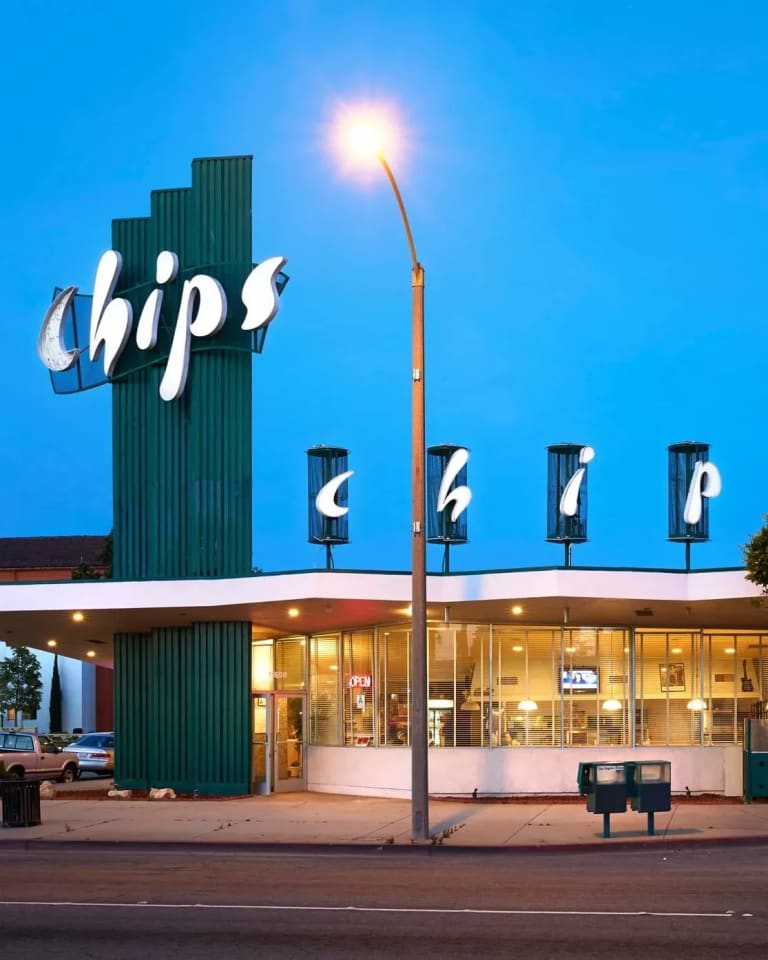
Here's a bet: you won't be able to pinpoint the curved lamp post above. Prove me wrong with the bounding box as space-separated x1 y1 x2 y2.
337 114 429 841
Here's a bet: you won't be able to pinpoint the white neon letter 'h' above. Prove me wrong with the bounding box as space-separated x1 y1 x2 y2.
559 446 595 518
437 448 472 523
89 251 133 377
683 461 722 525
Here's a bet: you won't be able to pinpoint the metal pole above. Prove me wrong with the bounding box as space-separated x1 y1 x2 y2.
411 263 429 840
377 154 429 842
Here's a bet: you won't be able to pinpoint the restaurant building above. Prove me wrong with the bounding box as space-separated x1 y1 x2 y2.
11 155 764 800
1 565 763 798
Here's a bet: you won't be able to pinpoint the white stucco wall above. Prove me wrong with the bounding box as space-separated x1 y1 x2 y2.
307 744 743 798
0 642 93 733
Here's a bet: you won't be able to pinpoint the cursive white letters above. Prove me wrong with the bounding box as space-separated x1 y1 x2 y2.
40 250 287 401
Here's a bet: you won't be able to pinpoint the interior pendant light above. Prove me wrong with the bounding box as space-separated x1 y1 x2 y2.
686 631 707 711
602 632 622 712
518 637 537 713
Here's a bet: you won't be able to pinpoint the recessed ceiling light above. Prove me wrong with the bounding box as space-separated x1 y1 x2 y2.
671 647 683 654
47 639 57 648
511 605 523 616
512 644 524 652
724 647 735 654
72 612 85 623
288 607 299 618
565 646 576 654
85 650 96 658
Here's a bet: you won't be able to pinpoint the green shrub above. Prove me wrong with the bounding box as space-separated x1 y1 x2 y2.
744 516 768 593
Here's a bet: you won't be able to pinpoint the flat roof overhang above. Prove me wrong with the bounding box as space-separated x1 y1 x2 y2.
0 567 764 667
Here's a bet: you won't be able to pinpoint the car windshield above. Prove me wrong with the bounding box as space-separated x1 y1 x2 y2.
74 734 114 749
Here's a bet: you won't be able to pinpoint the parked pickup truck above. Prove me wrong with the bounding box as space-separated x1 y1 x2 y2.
0 731 79 782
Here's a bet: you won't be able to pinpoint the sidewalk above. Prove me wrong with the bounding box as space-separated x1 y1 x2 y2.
3 786 768 851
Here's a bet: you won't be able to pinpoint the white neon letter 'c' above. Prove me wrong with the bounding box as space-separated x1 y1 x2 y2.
89 251 133 377
159 275 228 402
316 471 354 519
683 461 722 525
37 285 80 372
559 446 595 518
437 449 472 523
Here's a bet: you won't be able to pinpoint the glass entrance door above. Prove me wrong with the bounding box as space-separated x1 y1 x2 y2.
274 693 305 792
252 693 306 794
252 695 270 794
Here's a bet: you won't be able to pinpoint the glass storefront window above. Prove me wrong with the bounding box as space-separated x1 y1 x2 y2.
342 630 375 745
428 624 489 746
251 640 273 691
274 636 305 692
304 623 768 749
378 628 409 745
309 634 341 745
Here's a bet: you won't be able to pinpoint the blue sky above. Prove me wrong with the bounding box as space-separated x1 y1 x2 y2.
1 2 767 574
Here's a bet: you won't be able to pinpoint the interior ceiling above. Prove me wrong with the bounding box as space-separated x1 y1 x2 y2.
2 592 766 669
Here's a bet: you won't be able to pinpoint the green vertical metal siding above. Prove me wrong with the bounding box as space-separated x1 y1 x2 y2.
110 158 257 796
113 631 153 787
114 622 251 794
111 157 253 580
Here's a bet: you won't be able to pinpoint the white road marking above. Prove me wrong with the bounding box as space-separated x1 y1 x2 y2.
0 901 737 918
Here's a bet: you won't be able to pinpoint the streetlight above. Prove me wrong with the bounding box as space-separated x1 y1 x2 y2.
334 106 429 841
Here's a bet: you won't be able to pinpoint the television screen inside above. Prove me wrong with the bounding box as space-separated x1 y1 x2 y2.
562 667 598 692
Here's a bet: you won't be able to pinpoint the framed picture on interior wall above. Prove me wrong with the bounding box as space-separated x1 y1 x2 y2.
659 662 686 692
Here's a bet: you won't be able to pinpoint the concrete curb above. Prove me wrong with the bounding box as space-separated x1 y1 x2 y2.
3 833 768 855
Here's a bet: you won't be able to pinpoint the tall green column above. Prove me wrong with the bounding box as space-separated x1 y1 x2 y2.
108 158 264 794
111 157 254 579
114 623 251 795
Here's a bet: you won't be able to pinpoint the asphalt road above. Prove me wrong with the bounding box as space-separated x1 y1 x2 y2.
1 845 765 958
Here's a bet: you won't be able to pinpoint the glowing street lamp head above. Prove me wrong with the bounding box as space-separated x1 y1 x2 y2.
343 119 385 160
331 102 404 175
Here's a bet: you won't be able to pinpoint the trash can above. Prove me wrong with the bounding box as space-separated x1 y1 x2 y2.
628 761 671 813
0 780 42 828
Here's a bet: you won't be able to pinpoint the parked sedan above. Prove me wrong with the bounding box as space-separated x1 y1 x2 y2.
66 732 114 775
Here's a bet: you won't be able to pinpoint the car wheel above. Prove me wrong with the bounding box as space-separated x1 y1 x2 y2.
8 767 23 780
59 765 78 784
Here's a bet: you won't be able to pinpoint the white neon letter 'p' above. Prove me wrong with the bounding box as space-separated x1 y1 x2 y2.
683 461 722 525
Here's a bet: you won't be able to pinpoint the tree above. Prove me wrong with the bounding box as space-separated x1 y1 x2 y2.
743 516 768 593
71 530 113 580
49 653 63 732
0 646 43 726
